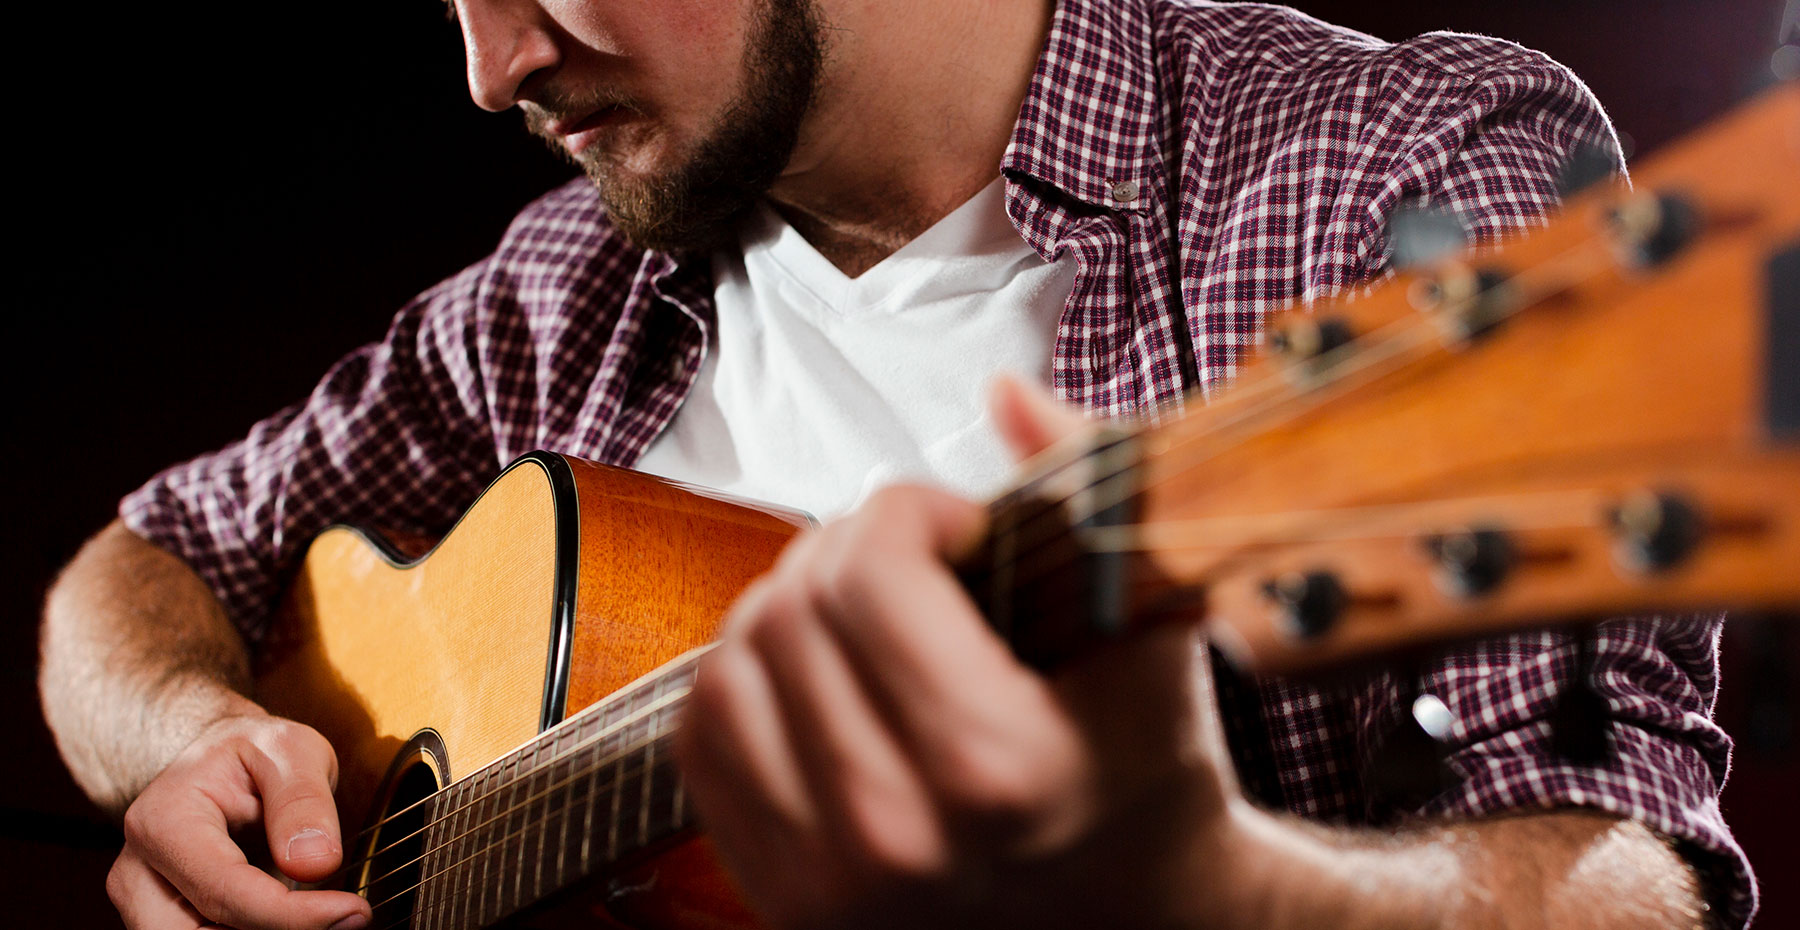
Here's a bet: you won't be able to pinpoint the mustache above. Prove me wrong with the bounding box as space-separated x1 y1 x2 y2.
521 88 645 138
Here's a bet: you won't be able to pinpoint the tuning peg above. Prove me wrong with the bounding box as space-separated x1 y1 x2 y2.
1555 142 1623 198
1550 635 1612 765
1609 490 1701 573
1406 262 1517 342
1387 200 1469 270
1267 316 1354 362
1262 570 1346 640
1607 192 1701 268
1423 527 1513 598
1368 688 1458 809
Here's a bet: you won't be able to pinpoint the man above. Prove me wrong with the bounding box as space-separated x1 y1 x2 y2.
40 0 1751 928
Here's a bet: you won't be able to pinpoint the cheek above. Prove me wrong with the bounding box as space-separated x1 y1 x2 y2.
552 0 752 89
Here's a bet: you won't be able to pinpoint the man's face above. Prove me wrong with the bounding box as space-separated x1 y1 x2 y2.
455 0 824 252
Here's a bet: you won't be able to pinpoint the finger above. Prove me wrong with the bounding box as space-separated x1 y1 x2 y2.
806 488 1082 805
108 847 207 930
676 638 830 923
678 586 818 844
239 727 346 885
989 373 1090 462
812 486 1025 707
745 578 945 876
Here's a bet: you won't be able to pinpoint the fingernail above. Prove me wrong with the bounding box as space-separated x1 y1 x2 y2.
287 827 337 861
329 915 370 930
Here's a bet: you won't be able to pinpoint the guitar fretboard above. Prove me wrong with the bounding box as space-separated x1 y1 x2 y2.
382 651 702 930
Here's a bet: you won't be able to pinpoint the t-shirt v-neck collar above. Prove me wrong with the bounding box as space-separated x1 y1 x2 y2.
735 177 1033 316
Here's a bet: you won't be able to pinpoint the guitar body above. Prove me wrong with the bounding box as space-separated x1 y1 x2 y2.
254 453 811 929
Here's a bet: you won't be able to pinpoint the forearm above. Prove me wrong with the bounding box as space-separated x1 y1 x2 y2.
40 520 266 815
1218 804 1706 930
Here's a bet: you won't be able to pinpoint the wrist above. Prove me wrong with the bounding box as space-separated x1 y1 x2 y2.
1201 804 1458 930
125 680 269 800
1184 799 1297 930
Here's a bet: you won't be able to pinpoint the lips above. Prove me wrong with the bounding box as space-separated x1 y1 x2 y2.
549 105 634 156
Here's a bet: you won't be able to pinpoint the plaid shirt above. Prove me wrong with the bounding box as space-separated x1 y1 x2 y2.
122 0 1753 924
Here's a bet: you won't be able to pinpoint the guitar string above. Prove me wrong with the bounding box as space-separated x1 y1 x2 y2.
350 223 1627 922
345 676 694 884
363 760 684 930
359 739 683 928
352 735 678 900
358 737 681 921
1072 488 1611 553
363 757 684 930
981 242 1620 598
346 649 703 850
976 300 1508 587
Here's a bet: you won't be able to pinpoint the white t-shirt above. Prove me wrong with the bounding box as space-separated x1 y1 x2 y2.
634 179 1077 521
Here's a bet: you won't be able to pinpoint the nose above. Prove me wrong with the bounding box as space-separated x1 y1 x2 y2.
455 0 561 112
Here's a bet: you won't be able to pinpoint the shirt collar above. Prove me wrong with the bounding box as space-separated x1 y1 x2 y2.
1002 0 1166 214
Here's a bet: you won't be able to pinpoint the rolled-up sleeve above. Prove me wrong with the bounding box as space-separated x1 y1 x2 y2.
1355 617 1753 928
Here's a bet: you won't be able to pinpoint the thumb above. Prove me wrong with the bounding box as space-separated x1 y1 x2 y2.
989 373 1090 462
243 723 349 886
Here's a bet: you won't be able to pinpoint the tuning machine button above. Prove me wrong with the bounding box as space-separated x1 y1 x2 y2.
1609 490 1701 573
1606 192 1700 268
1423 527 1513 598
1267 316 1354 363
1262 570 1347 640
1407 261 1516 342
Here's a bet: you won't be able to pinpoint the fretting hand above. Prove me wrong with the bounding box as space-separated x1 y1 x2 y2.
673 377 1259 930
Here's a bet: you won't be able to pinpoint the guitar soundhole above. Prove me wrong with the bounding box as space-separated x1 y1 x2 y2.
359 737 447 929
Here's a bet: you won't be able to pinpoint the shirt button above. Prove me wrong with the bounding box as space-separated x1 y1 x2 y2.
1109 179 1140 204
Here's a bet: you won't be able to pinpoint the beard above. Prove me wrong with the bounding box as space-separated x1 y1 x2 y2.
524 0 825 253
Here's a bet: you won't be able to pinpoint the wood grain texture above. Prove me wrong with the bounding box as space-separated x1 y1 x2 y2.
554 459 808 930
560 458 811 717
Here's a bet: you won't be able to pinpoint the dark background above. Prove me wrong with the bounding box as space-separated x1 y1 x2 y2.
6 0 1796 924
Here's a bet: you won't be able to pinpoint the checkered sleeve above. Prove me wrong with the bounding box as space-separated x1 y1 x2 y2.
1340 39 1753 929
1358 619 1752 929
119 262 502 644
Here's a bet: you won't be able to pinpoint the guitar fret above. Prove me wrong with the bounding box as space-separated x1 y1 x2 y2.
509 751 526 917
434 779 453 930
638 711 657 847
478 762 495 926
426 790 446 930
580 709 598 871
607 704 626 861
464 775 480 930
528 736 545 903
555 720 573 889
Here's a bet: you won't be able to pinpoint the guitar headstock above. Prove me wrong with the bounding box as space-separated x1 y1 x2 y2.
966 85 1800 677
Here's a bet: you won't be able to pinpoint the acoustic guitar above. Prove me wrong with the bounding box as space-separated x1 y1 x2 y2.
253 85 1800 930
